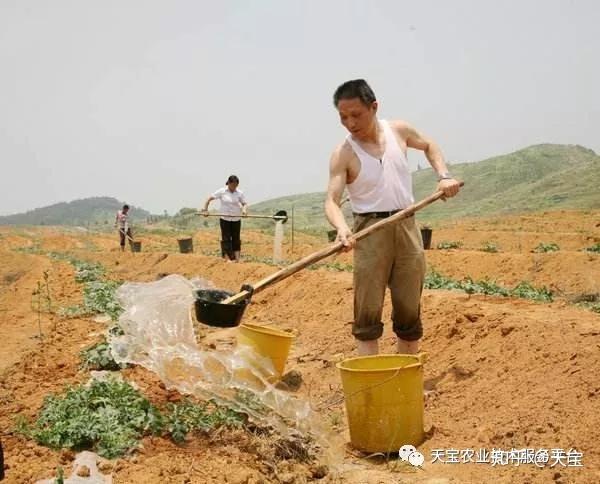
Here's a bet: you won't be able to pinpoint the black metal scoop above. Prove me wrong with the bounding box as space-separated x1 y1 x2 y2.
193 289 250 328
274 210 288 224
193 186 463 327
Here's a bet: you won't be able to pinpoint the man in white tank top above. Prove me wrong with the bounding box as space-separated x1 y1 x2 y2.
325 79 460 356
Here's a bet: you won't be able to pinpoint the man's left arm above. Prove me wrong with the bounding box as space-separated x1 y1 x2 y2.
394 121 460 198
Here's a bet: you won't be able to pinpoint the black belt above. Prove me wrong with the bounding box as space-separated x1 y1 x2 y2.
354 210 412 219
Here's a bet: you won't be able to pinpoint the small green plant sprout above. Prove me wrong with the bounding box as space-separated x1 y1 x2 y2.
436 240 462 250
233 388 270 416
59 280 124 322
165 399 245 444
480 241 499 253
312 261 353 272
31 281 44 340
42 270 58 331
583 242 600 253
31 270 55 337
72 261 105 283
82 280 124 321
55 466 65 484
533 242 560 253
511 281 553 302
572 293 600 314
42 270 53 311
328 411 343 427
80 340 124 371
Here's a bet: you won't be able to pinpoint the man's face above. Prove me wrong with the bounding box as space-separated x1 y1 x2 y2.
337 98 377 137
123 208 129 214
227 182 239 191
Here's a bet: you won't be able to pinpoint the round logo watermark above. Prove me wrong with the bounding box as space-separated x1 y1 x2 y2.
399 444 425 467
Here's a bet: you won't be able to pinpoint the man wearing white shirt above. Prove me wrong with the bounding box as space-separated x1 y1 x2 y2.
114 204 133 252
325 79 460 356
202 175 248 262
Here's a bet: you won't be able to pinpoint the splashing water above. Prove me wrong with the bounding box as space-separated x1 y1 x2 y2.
273 220 284 263
108 274 342 464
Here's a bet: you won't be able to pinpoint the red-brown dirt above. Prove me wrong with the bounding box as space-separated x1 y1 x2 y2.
0 211 599 483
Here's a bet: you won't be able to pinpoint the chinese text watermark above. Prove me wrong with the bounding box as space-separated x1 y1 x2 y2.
429 448 583 467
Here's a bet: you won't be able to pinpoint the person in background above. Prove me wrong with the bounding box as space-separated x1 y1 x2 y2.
325 79 461 356
115 204 133 252
202 175 248 262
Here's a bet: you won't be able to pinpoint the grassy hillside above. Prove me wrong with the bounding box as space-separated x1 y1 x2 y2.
248 192 354 232
412 143 599 220
22 144 592 232
0 197 152 226
251 144 600 229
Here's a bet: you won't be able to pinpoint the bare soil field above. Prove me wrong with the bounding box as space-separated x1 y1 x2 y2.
1 209 599 483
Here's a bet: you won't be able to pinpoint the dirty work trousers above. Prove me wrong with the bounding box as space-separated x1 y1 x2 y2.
119 228 132 248
220 219 241 260
352 214 426 341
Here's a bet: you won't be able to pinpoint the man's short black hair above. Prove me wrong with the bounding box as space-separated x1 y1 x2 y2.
227 175 239 185
123 204 129 210
333 79 376 107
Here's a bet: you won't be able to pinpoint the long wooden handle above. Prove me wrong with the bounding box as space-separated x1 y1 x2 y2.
119 228 135 242
196 212 286 220
221 183 463 305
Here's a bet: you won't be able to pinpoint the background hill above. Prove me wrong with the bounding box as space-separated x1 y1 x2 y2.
3 144 597 231
249 143 600 229
0 197 152 226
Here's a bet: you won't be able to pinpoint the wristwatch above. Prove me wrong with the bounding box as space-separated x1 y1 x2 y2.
437 171 453 181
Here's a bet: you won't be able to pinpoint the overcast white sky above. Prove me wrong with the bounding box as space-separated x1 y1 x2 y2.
1 0 598 215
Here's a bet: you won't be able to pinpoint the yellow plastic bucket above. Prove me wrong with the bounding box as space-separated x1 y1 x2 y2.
337 354 425 453
236 323 295 378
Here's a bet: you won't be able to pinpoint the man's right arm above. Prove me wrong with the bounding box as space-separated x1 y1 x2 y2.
325 146 354 249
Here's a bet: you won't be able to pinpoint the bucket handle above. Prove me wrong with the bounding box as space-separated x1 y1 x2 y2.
330 355 427 408
325 369 402 408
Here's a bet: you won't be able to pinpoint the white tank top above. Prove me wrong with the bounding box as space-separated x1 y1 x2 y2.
345 120 414 213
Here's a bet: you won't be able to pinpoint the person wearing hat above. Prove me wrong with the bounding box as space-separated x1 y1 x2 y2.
201 175 248 262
